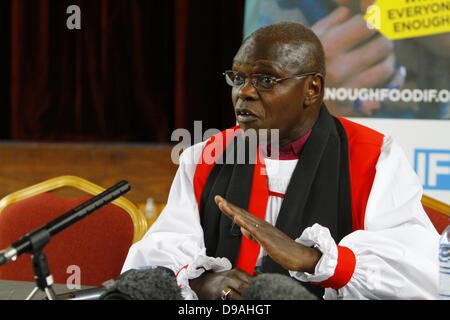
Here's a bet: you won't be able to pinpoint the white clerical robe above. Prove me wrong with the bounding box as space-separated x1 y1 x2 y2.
121 135 439 300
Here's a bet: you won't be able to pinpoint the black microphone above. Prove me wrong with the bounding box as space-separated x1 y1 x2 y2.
46 285 112 300
47 266 184 300
243 273 318 300
102 266 183 300
0 180 131 265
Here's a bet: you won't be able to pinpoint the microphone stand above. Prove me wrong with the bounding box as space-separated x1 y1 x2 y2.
23 229 57 300
26 252 57 300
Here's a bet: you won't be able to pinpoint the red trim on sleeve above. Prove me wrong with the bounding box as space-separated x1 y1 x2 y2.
175 264 189 288
175 264 189 278
312 245 356 290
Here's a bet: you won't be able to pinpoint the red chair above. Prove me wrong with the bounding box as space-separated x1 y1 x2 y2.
0 176 148 287
422 194 450 234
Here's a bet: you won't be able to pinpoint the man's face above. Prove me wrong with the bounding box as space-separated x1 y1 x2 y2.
231 37 312 146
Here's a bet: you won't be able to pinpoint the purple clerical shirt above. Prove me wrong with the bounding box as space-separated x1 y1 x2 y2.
266 129 312 160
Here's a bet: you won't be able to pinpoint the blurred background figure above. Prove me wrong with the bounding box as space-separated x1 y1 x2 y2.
244 0 450 119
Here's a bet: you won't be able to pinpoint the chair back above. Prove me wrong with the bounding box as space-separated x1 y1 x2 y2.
422 195 450 234
0 176 148 286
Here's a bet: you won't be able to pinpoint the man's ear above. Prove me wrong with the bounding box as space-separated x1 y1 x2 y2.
304 74 324 107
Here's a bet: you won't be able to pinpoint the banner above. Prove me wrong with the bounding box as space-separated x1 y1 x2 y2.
244 0 450 204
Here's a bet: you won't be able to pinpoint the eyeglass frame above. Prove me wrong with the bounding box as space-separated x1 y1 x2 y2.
223 70 321 91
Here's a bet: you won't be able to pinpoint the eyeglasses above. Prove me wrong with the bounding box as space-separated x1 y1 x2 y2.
223 70 319 91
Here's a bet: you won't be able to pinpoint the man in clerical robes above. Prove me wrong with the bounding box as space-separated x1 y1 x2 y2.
122 22 439 300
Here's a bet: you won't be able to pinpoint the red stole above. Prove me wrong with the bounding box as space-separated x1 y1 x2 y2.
193 126 268 274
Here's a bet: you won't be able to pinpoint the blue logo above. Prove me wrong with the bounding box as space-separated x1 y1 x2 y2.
414 149 450 190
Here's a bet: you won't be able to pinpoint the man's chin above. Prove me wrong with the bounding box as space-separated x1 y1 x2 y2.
236 124 278 147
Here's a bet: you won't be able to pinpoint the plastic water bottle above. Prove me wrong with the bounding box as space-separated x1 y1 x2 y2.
439 222 450 299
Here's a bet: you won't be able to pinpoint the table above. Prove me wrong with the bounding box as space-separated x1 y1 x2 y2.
0 280 93 300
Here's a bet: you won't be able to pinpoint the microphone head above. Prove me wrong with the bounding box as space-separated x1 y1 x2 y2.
0 252 7 266
243 273 318 300
103 267 183 300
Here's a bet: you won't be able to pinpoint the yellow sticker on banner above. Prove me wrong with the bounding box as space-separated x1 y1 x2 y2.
364 0 450 40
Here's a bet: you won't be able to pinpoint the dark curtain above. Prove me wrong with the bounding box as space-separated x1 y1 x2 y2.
1 1 11 140
174 0 244 136
1 0 244 142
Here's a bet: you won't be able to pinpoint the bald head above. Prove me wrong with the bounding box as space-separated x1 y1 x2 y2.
238 22 326 76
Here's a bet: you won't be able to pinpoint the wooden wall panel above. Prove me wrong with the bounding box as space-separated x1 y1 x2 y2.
0 143 178 215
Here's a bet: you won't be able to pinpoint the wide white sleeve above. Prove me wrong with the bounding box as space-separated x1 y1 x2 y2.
121 142 232 300
289 136 440 300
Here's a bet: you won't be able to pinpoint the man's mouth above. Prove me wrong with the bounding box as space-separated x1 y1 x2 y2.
235 109 259 123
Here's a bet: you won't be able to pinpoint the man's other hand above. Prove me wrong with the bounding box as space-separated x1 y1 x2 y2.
189 268 253 300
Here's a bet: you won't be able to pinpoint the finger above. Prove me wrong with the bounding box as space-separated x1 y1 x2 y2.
225 274 250 296
323 14 376 55
214 194 224 204
232 213 264 240
223 200 264 228
230 214 258 240
215 196 267 240
215 196 254 223
215 195 248 216
216 199 241 223
233 269 254 285
227 289 243 300
311 6 351 36
339 36 394 78
342 53 395 88
241 227 259 243
215 196 236 219
228 281 250 298
219 206 261 245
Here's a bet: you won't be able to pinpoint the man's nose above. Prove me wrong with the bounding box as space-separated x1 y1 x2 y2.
235 79 259 101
